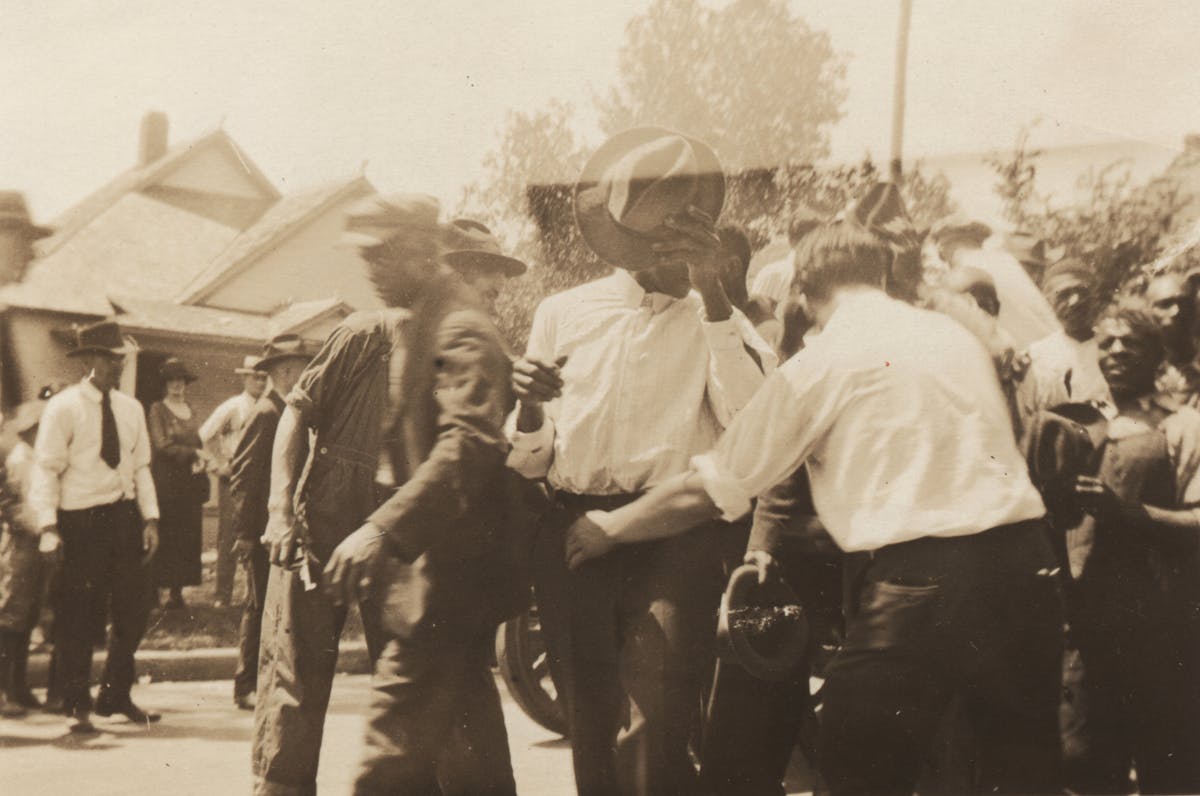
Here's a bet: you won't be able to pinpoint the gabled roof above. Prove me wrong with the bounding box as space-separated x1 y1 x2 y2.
0 191 244 315
177 176 373 304
268 297 353 337
38 129 279 257
108 295 268 343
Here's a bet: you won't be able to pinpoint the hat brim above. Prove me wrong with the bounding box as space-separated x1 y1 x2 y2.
66 344 133 358
716 565 808 681
255 352 314 371
575 127 725 270
443 250 527 277
234 368 263 375
335 230 387 250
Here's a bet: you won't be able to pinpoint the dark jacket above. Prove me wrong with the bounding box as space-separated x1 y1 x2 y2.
289 275 534 639
228 391 286 544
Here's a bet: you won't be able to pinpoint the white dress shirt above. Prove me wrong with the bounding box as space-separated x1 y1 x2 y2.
692 290 1045 552
508 269 776 495
199 391 258 464
29 379 159 529
1017 330 1112 428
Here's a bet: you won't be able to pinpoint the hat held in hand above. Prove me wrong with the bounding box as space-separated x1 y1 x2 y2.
716 564 808 681
575 127 725 270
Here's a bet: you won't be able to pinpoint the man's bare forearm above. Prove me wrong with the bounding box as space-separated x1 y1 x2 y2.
599 471 721 545
267 405 307 521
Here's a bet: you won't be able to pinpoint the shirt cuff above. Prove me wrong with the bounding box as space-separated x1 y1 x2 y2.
505 411 554 478
585 510 616 534
699 317 746 352
691 453 753 521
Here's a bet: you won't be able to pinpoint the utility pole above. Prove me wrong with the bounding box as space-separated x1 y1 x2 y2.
890 0 914 184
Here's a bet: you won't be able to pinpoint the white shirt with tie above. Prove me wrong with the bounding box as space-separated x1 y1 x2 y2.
29 379 159 530
508 269 776 495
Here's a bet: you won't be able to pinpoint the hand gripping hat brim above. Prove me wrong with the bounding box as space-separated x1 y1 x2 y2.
574 127 725 270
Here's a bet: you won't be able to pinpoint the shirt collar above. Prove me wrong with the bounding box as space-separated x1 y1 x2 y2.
821 288 891 334
611 268 678 314
79 378 103 402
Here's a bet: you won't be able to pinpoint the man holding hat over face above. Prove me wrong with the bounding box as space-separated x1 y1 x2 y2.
228 336 313 711
199 355 269 607
508 127 775 794
256 194 526 794
29 320 160 733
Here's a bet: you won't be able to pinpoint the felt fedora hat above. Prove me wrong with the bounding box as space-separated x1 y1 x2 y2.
716 564 808 681
0 192 51 240
338 193 442 250
65 319 133 358
442 218 527 277
255 333 317 370
160 357 197 384
574 127 725 270
234 355 262 375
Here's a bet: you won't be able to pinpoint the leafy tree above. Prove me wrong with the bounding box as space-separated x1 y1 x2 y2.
987 130 1188 299
597 0 846 172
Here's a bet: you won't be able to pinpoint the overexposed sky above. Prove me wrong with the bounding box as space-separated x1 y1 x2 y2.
4 0 1200 221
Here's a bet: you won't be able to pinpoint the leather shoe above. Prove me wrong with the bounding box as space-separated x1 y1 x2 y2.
95 692 161 724
9 688 42 709
67 708 96 734
234 691 256 711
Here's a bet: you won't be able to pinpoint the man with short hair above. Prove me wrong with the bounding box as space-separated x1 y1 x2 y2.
1018 257 1112 429
1028 301 1200 793
1144 271 1200 401
566 221 1065 795
199 357 268 606
510 127 775 794
29 320 161 734
228 337 313 711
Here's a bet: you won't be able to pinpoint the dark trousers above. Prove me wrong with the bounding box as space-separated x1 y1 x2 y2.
819 519 1065 796
354 627 516 795
252 563 386 796
56 500 149 713
534 492 724 796
214 476 236 603
233 543 270 700
700 551 843 795
1061 588 1200 794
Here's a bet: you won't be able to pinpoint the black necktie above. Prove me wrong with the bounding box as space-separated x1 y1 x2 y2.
100 389 120 469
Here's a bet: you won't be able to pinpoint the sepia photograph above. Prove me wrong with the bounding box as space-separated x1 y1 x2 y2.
2 1 1200 793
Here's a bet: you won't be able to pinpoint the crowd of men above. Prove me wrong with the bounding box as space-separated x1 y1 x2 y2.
2 125 1199 796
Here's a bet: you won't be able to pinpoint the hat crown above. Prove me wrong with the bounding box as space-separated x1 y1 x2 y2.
443 218 503 257
261 333 304 358
604 135 700 234
160 356 195 382
74 320 125 352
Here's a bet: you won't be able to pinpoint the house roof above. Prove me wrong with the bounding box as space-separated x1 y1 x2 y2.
177 176 373 304
268 297 353 337
38 129 279 257
0 191 244 315
108 295 268 342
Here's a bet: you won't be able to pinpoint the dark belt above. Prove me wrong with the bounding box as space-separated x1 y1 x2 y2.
550 488 643 514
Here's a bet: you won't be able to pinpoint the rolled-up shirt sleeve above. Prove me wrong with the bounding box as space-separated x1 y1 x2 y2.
691 351 839 521
30 399 70 530
702 311 777 428
132 405 159 521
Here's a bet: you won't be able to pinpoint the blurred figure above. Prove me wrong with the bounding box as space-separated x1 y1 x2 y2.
1002 230 1056 287
1017 258 1112 429
1144 271 1199 401
442 218 526 315
0 389 54 716
750 207 821 309
228 337 314 711
30 320 161 733
934 215 1061 350
148 357 208 610
719 225 778 347
199 356 268 607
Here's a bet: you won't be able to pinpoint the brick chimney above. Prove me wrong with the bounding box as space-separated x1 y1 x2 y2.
0 192 50 285
138 111 169 166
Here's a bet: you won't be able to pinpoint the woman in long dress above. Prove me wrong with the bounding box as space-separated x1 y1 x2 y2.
148 358 208 609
